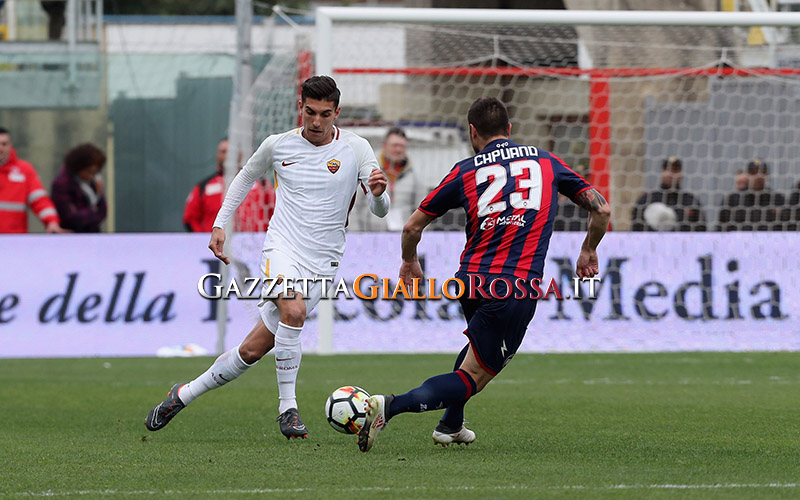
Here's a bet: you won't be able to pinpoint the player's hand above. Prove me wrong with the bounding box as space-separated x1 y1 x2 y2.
367 168 388 197
399 259 423 283
575 247 599 279
209 227 230 264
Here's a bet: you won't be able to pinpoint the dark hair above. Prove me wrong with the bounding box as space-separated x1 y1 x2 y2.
468 97 509 138
0 126 9 136
662 156 682 171
301 75 340 108
64 143 106 174
747 158 768 174
385 126 406 141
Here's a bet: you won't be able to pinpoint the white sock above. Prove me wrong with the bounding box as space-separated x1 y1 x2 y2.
179 345 253 405
274 321 303 414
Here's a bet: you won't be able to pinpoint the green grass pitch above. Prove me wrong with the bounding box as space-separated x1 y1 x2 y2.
1 352 798 499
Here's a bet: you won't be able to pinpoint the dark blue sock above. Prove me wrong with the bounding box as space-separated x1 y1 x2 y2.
388 369 477 419
441 401 466 429
440 345 471 428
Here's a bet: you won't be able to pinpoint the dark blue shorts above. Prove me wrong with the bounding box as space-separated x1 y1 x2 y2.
456 271 538 375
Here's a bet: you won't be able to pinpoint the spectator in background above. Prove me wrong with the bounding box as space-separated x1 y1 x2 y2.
183 138 275 233
734 169 749 191
630 156 706 231
718 158 789 231
51 143 107 233
0 126 66 233
348 127 421 231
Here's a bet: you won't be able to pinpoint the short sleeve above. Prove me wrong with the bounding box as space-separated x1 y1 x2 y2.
418 165 463 217
551 154 592 201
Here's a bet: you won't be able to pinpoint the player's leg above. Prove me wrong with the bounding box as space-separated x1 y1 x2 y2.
358 297 486 452
145 320 274 431
439 295 478 432
180 320 274 404
273 274 331 438
358 348 486 452
357 297 482 452
273 292 306 414
358 277 537 452
439 345 470 430
273 300 308 438
267 252 337 438
262 250 307 414
257 288 309 439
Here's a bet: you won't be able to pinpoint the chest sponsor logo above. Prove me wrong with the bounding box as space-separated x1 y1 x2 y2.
327 159 341 174
480 213 527 230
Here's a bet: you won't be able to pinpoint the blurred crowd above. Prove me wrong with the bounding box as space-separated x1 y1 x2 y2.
1 124 798 235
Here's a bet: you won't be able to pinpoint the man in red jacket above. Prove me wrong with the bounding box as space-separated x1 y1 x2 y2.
0 126 66 233
183 138 275 233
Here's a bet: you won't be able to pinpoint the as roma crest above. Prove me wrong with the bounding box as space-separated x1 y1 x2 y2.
327 159 341 174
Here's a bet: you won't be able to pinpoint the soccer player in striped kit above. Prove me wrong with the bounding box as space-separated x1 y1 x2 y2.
145 76 390 439
358 97 611 452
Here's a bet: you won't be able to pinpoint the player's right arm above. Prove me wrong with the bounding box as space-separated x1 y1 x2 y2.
400 209 436 282
573 188 611 279
400 164 462 281
210 135 279 264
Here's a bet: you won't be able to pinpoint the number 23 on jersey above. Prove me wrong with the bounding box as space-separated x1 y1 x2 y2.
475 159 543 217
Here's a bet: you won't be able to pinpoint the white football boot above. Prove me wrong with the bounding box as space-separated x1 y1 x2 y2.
358 394 393 452
432 421 476 447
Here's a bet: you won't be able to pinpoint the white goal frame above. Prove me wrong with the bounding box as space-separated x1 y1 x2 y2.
305 7 800 354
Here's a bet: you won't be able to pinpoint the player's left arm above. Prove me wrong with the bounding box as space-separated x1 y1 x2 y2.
399 209 435 282
355 137 390 217
551 155 611 278
573 188 611 279
367 168 390 218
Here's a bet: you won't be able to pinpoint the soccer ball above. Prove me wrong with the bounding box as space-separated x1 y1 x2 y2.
325 386 370 434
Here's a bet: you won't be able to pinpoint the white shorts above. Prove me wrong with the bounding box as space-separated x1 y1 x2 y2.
258 247 336 334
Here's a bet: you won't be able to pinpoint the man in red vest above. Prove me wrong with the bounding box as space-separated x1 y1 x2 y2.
0 126 66 233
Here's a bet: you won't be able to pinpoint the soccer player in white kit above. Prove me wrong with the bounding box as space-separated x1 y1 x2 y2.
145 76 391 438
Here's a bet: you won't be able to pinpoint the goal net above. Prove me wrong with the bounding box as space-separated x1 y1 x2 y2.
317 8 800 233
222 8 800 354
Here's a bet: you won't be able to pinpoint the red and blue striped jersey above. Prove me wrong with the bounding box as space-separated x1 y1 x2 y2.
419 139 592 280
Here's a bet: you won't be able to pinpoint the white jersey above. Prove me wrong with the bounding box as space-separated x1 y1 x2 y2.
214 127 382 275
